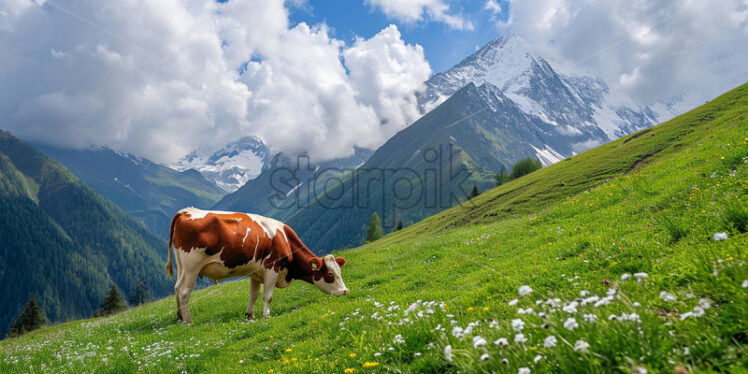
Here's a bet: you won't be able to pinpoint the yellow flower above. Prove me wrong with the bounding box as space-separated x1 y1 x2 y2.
268 370 274 374
291 358 297 362
345 369 357 373
285 348 292 353
315 358 319 361
720 156 725 159
363 362 380 368
483 307 489 312
349 353 357 358
467 307 474 312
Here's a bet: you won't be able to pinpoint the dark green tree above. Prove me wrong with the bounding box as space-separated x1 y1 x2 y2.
366 212 384 242
469 184 480 199
510 158 542 179
128 281 151 306
95 284 126 317
396 221 404 231
9 297 46 337
495 164 511 186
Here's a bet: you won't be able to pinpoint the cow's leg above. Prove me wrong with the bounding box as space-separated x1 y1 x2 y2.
262 272 278 317
173 249 184 321
246 278 260 320
175 269 199 324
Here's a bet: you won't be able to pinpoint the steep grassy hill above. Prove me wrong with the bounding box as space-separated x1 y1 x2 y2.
0 83 746 373
0 132 173 337
33 144 226 240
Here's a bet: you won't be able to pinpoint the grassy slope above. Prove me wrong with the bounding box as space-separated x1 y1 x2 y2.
1 83 747 373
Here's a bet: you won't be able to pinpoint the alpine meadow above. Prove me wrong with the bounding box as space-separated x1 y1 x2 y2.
1 82 746 373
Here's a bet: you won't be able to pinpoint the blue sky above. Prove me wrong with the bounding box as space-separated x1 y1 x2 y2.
288 1 510 73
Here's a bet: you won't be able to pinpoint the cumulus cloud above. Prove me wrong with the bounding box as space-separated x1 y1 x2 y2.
502 0 748 104
0 0 431 163
483 0 501 15
366 0 474 30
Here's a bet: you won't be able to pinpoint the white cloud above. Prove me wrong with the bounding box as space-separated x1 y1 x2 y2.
366 0 474 30
0 0 431 163
502 0 748 104
483 0 501 15
343 25 432 139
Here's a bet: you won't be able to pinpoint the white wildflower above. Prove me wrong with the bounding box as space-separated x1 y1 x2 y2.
495 338 509 346
580 290 589 297
519 285 533 296
543 335 557 348
633 302 641 307
583 314 598 322
607 288 617 296
511 318 525 332
633 366 648 374
518 367 531 374
691 306 705 317
473 336 487 348
633 273 649 282
444 345 453 362
712 232 728 241
564 317 579 331
563 301 579 313
574 339 590 353
452 326 464 339
698 299 711 309
508 299 519 306
742 280 748 288
621 273 632 280
502 358 509 365
489 320 499 329
659 291 677 302
480 353 490 361
533 355 543 363
514 333 527 344
393 334 405 344
581 296 600 306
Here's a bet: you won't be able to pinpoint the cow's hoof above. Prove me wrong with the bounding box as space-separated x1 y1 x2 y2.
245 312 254 320
182 320 193 325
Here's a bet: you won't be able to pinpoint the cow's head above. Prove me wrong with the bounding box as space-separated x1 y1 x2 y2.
309 255 349 296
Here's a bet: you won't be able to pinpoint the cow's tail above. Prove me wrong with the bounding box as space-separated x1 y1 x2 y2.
166 212 181 279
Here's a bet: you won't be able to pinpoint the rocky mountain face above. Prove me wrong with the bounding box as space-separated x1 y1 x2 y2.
172 136 270 192
418 35 686 163
212 148 373 222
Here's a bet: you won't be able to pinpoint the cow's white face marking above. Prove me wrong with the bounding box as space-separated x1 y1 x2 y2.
313 255 348 296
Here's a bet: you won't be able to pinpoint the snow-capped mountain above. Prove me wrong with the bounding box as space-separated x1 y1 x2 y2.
172 136 271 192
417 35 691 164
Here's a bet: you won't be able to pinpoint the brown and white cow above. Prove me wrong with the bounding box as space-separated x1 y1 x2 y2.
165 207 348 323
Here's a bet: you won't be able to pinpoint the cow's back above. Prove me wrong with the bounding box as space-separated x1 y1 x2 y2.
173 208 281 269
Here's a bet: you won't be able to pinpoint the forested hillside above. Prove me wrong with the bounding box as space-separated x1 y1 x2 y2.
34 144 226 240
0 131 172 337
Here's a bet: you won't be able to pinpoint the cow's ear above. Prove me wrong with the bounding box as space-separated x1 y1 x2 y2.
309 257 323 271
335 257 346 267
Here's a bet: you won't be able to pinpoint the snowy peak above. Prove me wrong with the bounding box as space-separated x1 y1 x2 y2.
418 34 688 165
173 136 271 192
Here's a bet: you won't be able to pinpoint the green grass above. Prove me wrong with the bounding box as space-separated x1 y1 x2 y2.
1 83 747 373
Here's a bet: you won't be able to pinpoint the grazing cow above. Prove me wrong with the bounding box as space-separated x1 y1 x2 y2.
165 207 348 323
